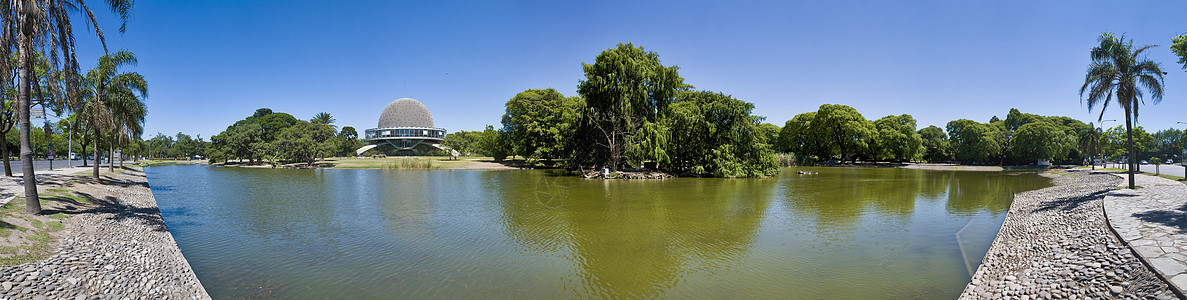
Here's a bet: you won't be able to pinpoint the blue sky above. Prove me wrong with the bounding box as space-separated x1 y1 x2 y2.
66 0 1187 139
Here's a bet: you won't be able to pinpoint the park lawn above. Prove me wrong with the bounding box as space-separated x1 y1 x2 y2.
135 159 203 167
322 156 487 169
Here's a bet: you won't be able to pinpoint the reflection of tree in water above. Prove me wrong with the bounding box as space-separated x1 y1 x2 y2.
496 173 773 298
945 171 1051 215
783 168 1051 233
375 170 437 240
215 168 335 240
783 168 925 231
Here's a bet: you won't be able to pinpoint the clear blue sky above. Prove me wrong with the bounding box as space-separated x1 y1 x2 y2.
66 0 1187 139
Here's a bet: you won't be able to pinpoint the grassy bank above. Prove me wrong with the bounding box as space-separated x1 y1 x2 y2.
321 156 484 169
135 159 205 167
0 177 95 265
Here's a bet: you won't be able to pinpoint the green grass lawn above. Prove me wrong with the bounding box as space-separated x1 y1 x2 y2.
136 159 196 167
321 156 487 169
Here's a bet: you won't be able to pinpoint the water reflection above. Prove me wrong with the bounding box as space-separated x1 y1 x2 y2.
495 174 774 298
147 165 1052 299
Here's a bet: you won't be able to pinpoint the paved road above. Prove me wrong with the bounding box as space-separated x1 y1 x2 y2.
1099 162 1187 178
0 159 117 173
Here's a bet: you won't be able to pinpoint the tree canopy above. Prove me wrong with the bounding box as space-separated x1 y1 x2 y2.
501 88 583 162
573 43 687 171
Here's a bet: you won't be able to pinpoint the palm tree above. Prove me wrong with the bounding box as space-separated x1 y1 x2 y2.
311 112 335 128
77 50 145 179
5 0 134 214
1081 32 1166 189
107 85 144 171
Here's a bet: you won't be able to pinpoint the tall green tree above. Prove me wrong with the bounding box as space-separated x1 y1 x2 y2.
476 125 508 161
1080 32 1165 189
1010 122 1074 163
775 112 818 160
919 126 949 163
811 104 876 163
573 43 687 171
443 130 482 156
1101 125 1154 162
1171 34 1187 70
1151 128 1182 160
872 114 923 162
664 91 777 177
946 119 999 163
501 88 584 163
77 50 146 179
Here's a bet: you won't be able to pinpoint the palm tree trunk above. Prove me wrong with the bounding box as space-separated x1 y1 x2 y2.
1125 109 1136 189
108 141 114 173
17 42 40 214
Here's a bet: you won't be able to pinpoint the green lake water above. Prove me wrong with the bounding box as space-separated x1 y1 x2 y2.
145 165 1051 299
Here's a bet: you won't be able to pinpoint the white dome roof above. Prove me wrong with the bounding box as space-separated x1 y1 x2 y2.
377 98 434 128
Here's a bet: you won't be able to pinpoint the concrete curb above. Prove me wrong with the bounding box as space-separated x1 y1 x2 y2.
1102 172 1187 298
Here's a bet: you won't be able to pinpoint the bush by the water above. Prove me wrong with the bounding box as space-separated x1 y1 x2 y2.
775 153 796 167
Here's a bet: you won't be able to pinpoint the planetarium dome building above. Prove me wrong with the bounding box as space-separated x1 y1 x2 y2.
362 98 447 155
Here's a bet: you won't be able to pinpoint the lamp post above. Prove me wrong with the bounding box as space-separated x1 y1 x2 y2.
1177 121 1187 167
43 113 74 169
1100 120 1116 169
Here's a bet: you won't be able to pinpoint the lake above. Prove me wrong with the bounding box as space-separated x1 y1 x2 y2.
146 165 1050 299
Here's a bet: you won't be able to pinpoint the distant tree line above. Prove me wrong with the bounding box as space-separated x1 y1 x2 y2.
202 109 364 165
436 37 1187 176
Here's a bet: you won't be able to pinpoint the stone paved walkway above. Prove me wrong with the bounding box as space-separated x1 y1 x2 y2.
961 170 1175 299
0 166 210 299
1103 172 1187 296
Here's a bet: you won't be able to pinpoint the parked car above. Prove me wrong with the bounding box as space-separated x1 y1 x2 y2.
1140 160 1149 165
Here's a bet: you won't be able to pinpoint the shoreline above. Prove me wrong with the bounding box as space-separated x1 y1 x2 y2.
0 166 210 299
960 169 1176 299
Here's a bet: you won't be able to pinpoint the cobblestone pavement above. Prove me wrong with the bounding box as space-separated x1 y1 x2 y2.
1104 172 1187 296
0 167 209 299
961 169 1177 299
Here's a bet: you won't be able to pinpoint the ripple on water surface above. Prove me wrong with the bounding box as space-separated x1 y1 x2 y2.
147 165 1050 299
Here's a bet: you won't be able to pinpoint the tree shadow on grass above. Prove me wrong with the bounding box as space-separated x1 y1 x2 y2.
1033 190 1109 213
1132 203 1187 233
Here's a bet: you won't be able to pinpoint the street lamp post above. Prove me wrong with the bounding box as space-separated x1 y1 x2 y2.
1176 121 1187 167
43 113 72 169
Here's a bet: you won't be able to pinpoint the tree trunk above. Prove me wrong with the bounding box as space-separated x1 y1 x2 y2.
108 141 114 173
92 132 100 179
1125 109 1136 189
17 43 39 214
2 136 11 177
